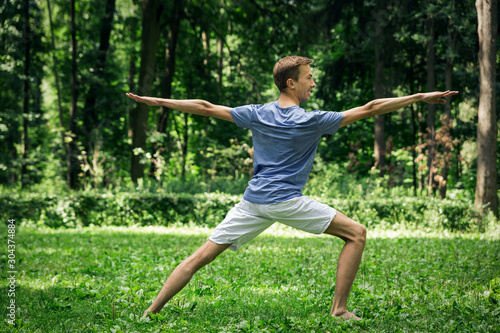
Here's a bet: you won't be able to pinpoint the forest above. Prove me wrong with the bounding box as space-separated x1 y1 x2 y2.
1 0 499 218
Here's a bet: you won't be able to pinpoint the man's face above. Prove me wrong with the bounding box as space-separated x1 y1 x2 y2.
292 64 316 103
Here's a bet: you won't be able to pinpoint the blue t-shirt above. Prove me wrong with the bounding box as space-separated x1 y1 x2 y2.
231 101 343 204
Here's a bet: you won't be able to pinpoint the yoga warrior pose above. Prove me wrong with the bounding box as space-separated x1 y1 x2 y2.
127 56 458 320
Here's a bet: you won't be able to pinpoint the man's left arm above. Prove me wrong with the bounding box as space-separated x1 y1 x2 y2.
339 91 458 128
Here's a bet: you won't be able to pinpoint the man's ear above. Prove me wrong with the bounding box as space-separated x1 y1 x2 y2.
286 78 295 90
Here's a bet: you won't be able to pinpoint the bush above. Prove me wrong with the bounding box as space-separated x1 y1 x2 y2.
1 191 486 231
2 192 239 228
318 196 483 231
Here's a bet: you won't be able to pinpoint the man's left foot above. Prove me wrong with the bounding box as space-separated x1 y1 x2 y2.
333 311 361 320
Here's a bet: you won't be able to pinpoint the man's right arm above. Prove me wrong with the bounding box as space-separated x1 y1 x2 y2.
126 93 234 123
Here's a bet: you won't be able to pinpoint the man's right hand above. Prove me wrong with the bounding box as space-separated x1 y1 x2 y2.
125 93 234 122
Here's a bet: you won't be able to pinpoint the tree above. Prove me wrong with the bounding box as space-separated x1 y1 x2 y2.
373 0 387 177
130 0 164 182
81 0 116 154
437 5 457 199
149 0 183 178
67 0 80 189
0 0 45 187
474 0 498 216
426 13 437 195
21 0 31 188
46 0 67 180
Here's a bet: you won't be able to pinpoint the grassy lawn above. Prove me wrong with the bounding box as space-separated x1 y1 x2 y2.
1 223 499 332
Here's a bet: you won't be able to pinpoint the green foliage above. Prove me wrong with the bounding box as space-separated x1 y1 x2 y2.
0 224 498 332
0 0 47 186
1 186 486 232
1 0 490 196
1 191 239 229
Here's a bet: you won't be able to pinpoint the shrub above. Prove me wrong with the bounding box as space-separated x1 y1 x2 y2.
320 196 482 231
1 191 486 231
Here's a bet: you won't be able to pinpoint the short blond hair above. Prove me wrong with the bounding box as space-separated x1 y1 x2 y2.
273 56 312 92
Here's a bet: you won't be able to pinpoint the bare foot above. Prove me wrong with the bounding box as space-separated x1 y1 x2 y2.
140 310 153 322
332 311 361 321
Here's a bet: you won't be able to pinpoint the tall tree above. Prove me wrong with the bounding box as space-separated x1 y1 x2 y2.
127 4 139 140
82 0 116 150
426 14 437 195
474 0 498 216
438 8 456 199
0 0 46 186
21 0 31 188
373 0 387 177
46 0 67 171
408 47 418 195
130 0 163 182
150 0 183 177
68 0 80 189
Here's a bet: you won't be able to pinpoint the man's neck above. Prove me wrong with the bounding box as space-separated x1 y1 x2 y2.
277 93 300 108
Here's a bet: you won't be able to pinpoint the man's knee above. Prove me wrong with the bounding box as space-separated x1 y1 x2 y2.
182 244 223 274
183 251 214 273
342 217 366 246
324 212 367 245
357 224 367 244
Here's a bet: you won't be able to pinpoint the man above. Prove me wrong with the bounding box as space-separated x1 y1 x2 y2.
126 56 458 320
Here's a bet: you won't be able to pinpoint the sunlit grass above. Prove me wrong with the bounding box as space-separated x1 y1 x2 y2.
0 223 499 332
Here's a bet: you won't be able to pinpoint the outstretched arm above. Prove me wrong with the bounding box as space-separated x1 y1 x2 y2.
126 93 234 123
339 91 458 128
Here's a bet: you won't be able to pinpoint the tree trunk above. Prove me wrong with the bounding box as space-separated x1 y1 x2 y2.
158 0 181 134
127 7 138 140
47 0 70 187
373 1 386 177
418 105 426 190
409 57 417 196
128 58 136 138
68 0 80 189
439 19 455 199
426 16 437 196
131 0 163 182
217 38 223 100
82 0 116 143
474 0 498 217
150 0 183 177
408 44 418 196
181 112 188 179
21 0 31 188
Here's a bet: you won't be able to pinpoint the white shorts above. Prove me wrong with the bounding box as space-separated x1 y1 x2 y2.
209 196 337 251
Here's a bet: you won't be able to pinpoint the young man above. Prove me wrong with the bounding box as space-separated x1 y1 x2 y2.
126 56 457 320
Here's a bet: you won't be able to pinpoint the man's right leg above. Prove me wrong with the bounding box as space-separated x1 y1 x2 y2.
323 211 367 320
145 240 230 316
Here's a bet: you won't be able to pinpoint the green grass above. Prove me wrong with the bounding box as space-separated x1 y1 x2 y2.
1 223 499 332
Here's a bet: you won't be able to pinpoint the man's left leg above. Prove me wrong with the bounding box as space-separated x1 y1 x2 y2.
323 211 366 320
262 196 366 320
145 240 230 316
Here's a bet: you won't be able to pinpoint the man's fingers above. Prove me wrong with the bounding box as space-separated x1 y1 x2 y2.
126 93 141 101
439 91 458 103
126 94 158 106
127 93 145 104
443 91 459 97
426 91 458 104
126 93 138 101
